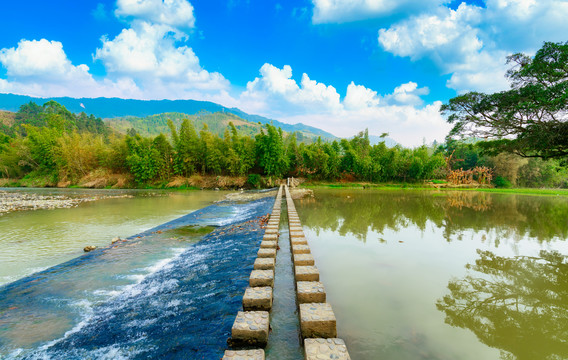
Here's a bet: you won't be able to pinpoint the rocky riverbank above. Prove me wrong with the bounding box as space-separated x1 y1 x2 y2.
0 191 133 215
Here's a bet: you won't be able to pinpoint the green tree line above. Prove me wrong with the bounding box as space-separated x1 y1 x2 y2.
0 100 566 188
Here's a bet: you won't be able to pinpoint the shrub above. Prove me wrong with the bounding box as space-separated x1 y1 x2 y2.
493 176 511 188
247 173 261 188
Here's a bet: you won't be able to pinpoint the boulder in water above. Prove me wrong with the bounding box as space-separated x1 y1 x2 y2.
111 237 121 244
84 245 97 252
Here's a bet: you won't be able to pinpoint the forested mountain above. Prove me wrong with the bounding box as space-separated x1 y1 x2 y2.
105 112 323 142
0 93 336 141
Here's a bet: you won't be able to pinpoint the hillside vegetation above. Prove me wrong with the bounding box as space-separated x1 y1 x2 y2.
0 93 337 141
0 100 566 190
105 112 263 138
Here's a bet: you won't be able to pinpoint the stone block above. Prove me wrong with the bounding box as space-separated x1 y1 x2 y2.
231 311 270 346
258 248 277 258
243 286 273 311
291 237 308 245
297 281 326 303
223 349 265 360
250 270 274 287
290 231 305 238
292 244 311 254
299 303 337 338
263 233 279 241
254 257 275 270
260 240 277 249
293 253 315 266
266 224 279 230
295 266 319 281
289 225 303 232
264 228 279 235
304 339 350 360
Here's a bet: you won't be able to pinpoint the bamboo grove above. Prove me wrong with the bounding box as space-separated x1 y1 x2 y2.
0 101 566 188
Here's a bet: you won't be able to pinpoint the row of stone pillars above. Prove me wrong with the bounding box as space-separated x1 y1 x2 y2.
222 185 283 359
285 185 351 359
223 185 350 359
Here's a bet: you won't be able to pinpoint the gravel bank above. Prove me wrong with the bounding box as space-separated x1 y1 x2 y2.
0 191 133 215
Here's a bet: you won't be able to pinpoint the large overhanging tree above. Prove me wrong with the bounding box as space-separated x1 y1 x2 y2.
441 41 568 159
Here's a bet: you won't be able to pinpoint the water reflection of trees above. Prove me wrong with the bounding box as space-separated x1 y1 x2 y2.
437 250 568 360
296 190 568 243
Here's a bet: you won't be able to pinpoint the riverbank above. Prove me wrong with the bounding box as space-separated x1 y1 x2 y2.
2 174 567 197
0 190 134 215
0 173 281 190
299 181 568 196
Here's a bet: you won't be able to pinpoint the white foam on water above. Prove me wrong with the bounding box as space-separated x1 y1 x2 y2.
209 200 265 226
14 247 189 359
167 299 181 308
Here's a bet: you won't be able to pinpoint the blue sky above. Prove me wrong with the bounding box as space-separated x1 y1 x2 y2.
1 0 567 146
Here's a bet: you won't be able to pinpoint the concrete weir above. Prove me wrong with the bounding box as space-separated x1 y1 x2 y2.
227 185 283 353
284 184 351 360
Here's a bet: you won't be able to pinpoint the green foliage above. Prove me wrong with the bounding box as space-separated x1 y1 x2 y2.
15 101 108 136
125 135 161 184
106 112 262 139
256 124 288 177
247 173 261 188
441 41 568 159
1 99 566 188
493 176 512 188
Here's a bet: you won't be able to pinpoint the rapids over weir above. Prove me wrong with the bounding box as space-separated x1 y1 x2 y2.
0 195 274 359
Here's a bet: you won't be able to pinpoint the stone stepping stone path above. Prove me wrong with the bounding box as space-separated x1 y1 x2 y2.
284 184 351 360
253 258 275 270
223 349 265 360
226 185 283 358
304 338 350 360
226 184 350 359
297 281 326 304
231 311 270 346
243 287 273 311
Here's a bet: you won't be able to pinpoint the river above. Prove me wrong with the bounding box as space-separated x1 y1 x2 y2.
296 189 568 360
1 188 567 359
0 188 228 286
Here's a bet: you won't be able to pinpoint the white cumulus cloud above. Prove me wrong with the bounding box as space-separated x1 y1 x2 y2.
0 39 141 98
0 39 90 80
239 63 448 147
377 0 568 94
94 21 229 98
312 0 445 24
115 0 195 29
241 63 342 115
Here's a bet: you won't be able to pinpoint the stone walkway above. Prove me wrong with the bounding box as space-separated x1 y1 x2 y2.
223 184 351 360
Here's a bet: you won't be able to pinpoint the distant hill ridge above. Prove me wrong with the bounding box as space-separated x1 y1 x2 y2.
107 112 264 138
0 93 337 140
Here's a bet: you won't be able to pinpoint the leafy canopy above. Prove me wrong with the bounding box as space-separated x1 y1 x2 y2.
441 41 568 159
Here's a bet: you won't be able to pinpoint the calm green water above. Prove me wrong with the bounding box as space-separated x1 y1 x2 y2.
0 188 227 286
296 189 568 360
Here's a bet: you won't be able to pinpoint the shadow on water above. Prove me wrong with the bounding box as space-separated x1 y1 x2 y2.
0 197 273 359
